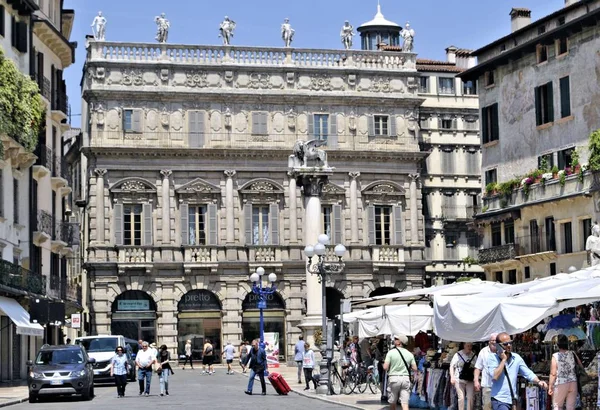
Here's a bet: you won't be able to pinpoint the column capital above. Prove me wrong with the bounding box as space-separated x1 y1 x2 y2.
224 170 237 178
94 168 107 177
349 172 361 180
409 173 421 182
160 169 172 178
298 175 328 197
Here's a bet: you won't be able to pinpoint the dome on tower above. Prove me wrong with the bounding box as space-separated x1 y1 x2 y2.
357 3 402 50
358 3 400 29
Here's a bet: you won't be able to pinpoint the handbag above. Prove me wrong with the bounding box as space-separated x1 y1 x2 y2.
503 365 518 410
458 353 475 382
573 352 591 385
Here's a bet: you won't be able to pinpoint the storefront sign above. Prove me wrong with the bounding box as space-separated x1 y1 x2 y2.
242 292 285 311
264 332 280 368
117 300 150 311
178 290 221 311
71 313 81 329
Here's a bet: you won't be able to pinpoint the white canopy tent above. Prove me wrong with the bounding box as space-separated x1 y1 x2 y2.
433 271 600 341
344 304 434 338
351 279 509 308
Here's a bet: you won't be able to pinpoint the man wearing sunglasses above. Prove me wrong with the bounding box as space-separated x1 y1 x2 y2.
136 341 158 396
474 333 498 410
488 332 547 410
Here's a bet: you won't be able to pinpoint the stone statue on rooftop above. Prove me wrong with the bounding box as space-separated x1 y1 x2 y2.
291 139 328 168
281 18 295 47
91 11 106 41
340 21 354 50
401 22 415 52
219 16 236 45
155 13 170 43
586 223 600 266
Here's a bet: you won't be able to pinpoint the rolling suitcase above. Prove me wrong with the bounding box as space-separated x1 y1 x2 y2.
268 372 292 395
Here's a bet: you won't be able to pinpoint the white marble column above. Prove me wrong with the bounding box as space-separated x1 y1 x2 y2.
409 174 420 244
160 170 172 244
94 169 107 243
288 172 298 243
349 172 360 243
224 170 236 244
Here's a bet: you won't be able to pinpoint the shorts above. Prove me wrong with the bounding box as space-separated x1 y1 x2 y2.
226 359 233 364
203 355 213 365
387 375 411 405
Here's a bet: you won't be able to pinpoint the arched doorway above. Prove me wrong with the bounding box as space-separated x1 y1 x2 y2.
111 290 157 343
369 287 399 297
326 287 344 344
177 290 222 362
241 292 286 360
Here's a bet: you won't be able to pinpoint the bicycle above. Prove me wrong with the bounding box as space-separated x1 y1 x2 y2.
330 360 357 395
356 362 380 394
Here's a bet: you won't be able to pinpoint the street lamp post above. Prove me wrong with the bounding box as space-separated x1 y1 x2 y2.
250 267 277 351
304 233 346 395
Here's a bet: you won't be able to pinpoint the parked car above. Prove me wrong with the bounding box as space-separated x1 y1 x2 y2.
74 335 137 382
27 344 96 403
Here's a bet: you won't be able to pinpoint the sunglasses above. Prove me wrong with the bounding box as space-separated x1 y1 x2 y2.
498 341 513 347
117 349 123 352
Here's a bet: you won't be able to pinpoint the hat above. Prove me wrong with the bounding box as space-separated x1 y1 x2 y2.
393 334 408 345
150 343 157 347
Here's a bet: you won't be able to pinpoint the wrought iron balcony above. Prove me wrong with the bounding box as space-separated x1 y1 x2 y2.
61 281 82 304
57 221 80 246
515 233 556 256
36 210 53 236
478 244 517 264
0 260 46 295
34 145 53 173
52 90 69 117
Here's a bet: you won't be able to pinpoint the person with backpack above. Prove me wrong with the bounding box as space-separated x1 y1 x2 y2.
202 339 214 374
383 334 417 410
450 342 477 410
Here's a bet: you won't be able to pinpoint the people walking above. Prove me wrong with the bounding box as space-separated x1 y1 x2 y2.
474 333 498 410
183 339 193 370
244 339 267 396
489 332 547 410
450 342 477 410
294 335 305 384
239 341 249 373
158 344 172 396
548 334 580 410
136 341 158 396
110 345 130 398
383 334 417 410
202 339 214 374
302 342 317 391
223 341 236 374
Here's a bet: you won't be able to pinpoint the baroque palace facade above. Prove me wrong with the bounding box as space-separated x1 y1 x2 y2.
79 7 480 361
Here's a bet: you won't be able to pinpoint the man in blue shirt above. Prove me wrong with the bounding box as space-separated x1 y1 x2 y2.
488 332 547 410
294 335 305 384
244 339 267 396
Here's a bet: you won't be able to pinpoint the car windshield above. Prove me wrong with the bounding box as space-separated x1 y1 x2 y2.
36 350 84 365
77 338 117 353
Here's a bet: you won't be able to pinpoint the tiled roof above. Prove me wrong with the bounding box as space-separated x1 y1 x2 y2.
416 61 464 73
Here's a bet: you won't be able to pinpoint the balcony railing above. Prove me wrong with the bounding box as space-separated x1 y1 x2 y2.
60 281 82 304
0 260 46 295
442 206 478 221
478 244 517 264
57 222 80 246
36 210 54 236
52 90 69 117
515 233 556 256
34 145 53 173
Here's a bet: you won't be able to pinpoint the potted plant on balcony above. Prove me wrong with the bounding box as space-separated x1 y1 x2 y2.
551 165 559 178
485 182 498 197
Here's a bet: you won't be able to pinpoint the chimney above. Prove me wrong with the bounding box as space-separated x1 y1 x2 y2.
445 46 458 64
510 8 531 32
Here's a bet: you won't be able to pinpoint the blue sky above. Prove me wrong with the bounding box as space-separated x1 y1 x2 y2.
64 0 567 127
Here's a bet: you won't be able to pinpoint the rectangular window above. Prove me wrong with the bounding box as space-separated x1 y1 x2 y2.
535 82 554 126
524 266 531 279
438 78 455 95
558 16 565 26
484 71 495 87
374 115 389 136
314 114 329 141
252 206 269 245
550 262 557 276
482 103 499 143
463 80 476 95
504 220 515 244
441 119 454 130
252 112 268 135
536 45 548 64
559 76 571 118
188 206 207 246
123 204 142 246
563 222 573 254
508 269 517 285
0 5 5 37
13 179 18 224
419 77 429 93
537 153 554 170
485 169 497 186
491 222 502 247
374 206 392 246
495 271 503 283
556 37 568 55
322 206 332 239
538 26 546 35
582 218 592 252
558 148 573 170
124 110 133 131
500 44 506 52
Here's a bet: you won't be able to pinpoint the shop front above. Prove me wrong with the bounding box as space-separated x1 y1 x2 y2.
177 290 222 362
111 290 157 343
241 292 286 360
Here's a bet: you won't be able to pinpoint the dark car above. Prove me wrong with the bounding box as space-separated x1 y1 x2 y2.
27 345 96 403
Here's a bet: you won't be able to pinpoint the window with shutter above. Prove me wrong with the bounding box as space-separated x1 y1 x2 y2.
252 112 268 135
114 203 124 246
269 203 279 245
392 206 403 245
328 114 338 148
373 115 389 136
307 114 315 137
180 203 189 245
367 116 375 137
252 206 269 245
244 204 253 245
389 115 397 137
16 21 27 53
207 203 218 245
534 82 554 125
374 206 392 245
313 114 329 142
559 76 571 118
332 204 342 245
187 205 207 245
188 110 206 148
322 206 332 239
367 205 375 244
123 110 133 132
132 109 143 133
143 204 153 245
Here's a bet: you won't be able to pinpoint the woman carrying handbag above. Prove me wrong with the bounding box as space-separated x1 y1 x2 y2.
548 335 580 410
158 344 173 396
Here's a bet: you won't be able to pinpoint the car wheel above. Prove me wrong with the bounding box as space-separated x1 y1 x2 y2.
82 386 91 401
28 393 37 403
90 385 95 398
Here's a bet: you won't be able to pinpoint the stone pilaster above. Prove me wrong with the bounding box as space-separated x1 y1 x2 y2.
224 170 236 244
94 169 107 244
349 172 360 244
409 174 420 244
287 171 298 244
160 170 172 244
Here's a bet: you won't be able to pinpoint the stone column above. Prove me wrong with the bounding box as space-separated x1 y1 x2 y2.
409 174 420 244
224 170 236 244
349 172 360 243
288 172 298 243
160 170 172 244
94 169 107 244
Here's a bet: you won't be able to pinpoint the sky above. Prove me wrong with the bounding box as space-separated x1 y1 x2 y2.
63 0 568 128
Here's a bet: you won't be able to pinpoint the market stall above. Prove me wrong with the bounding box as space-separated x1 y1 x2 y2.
342 304 433 338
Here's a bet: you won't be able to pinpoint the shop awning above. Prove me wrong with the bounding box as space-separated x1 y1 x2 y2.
0 296 44 337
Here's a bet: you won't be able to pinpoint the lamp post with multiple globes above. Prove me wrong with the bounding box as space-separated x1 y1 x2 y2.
249 267 277 351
